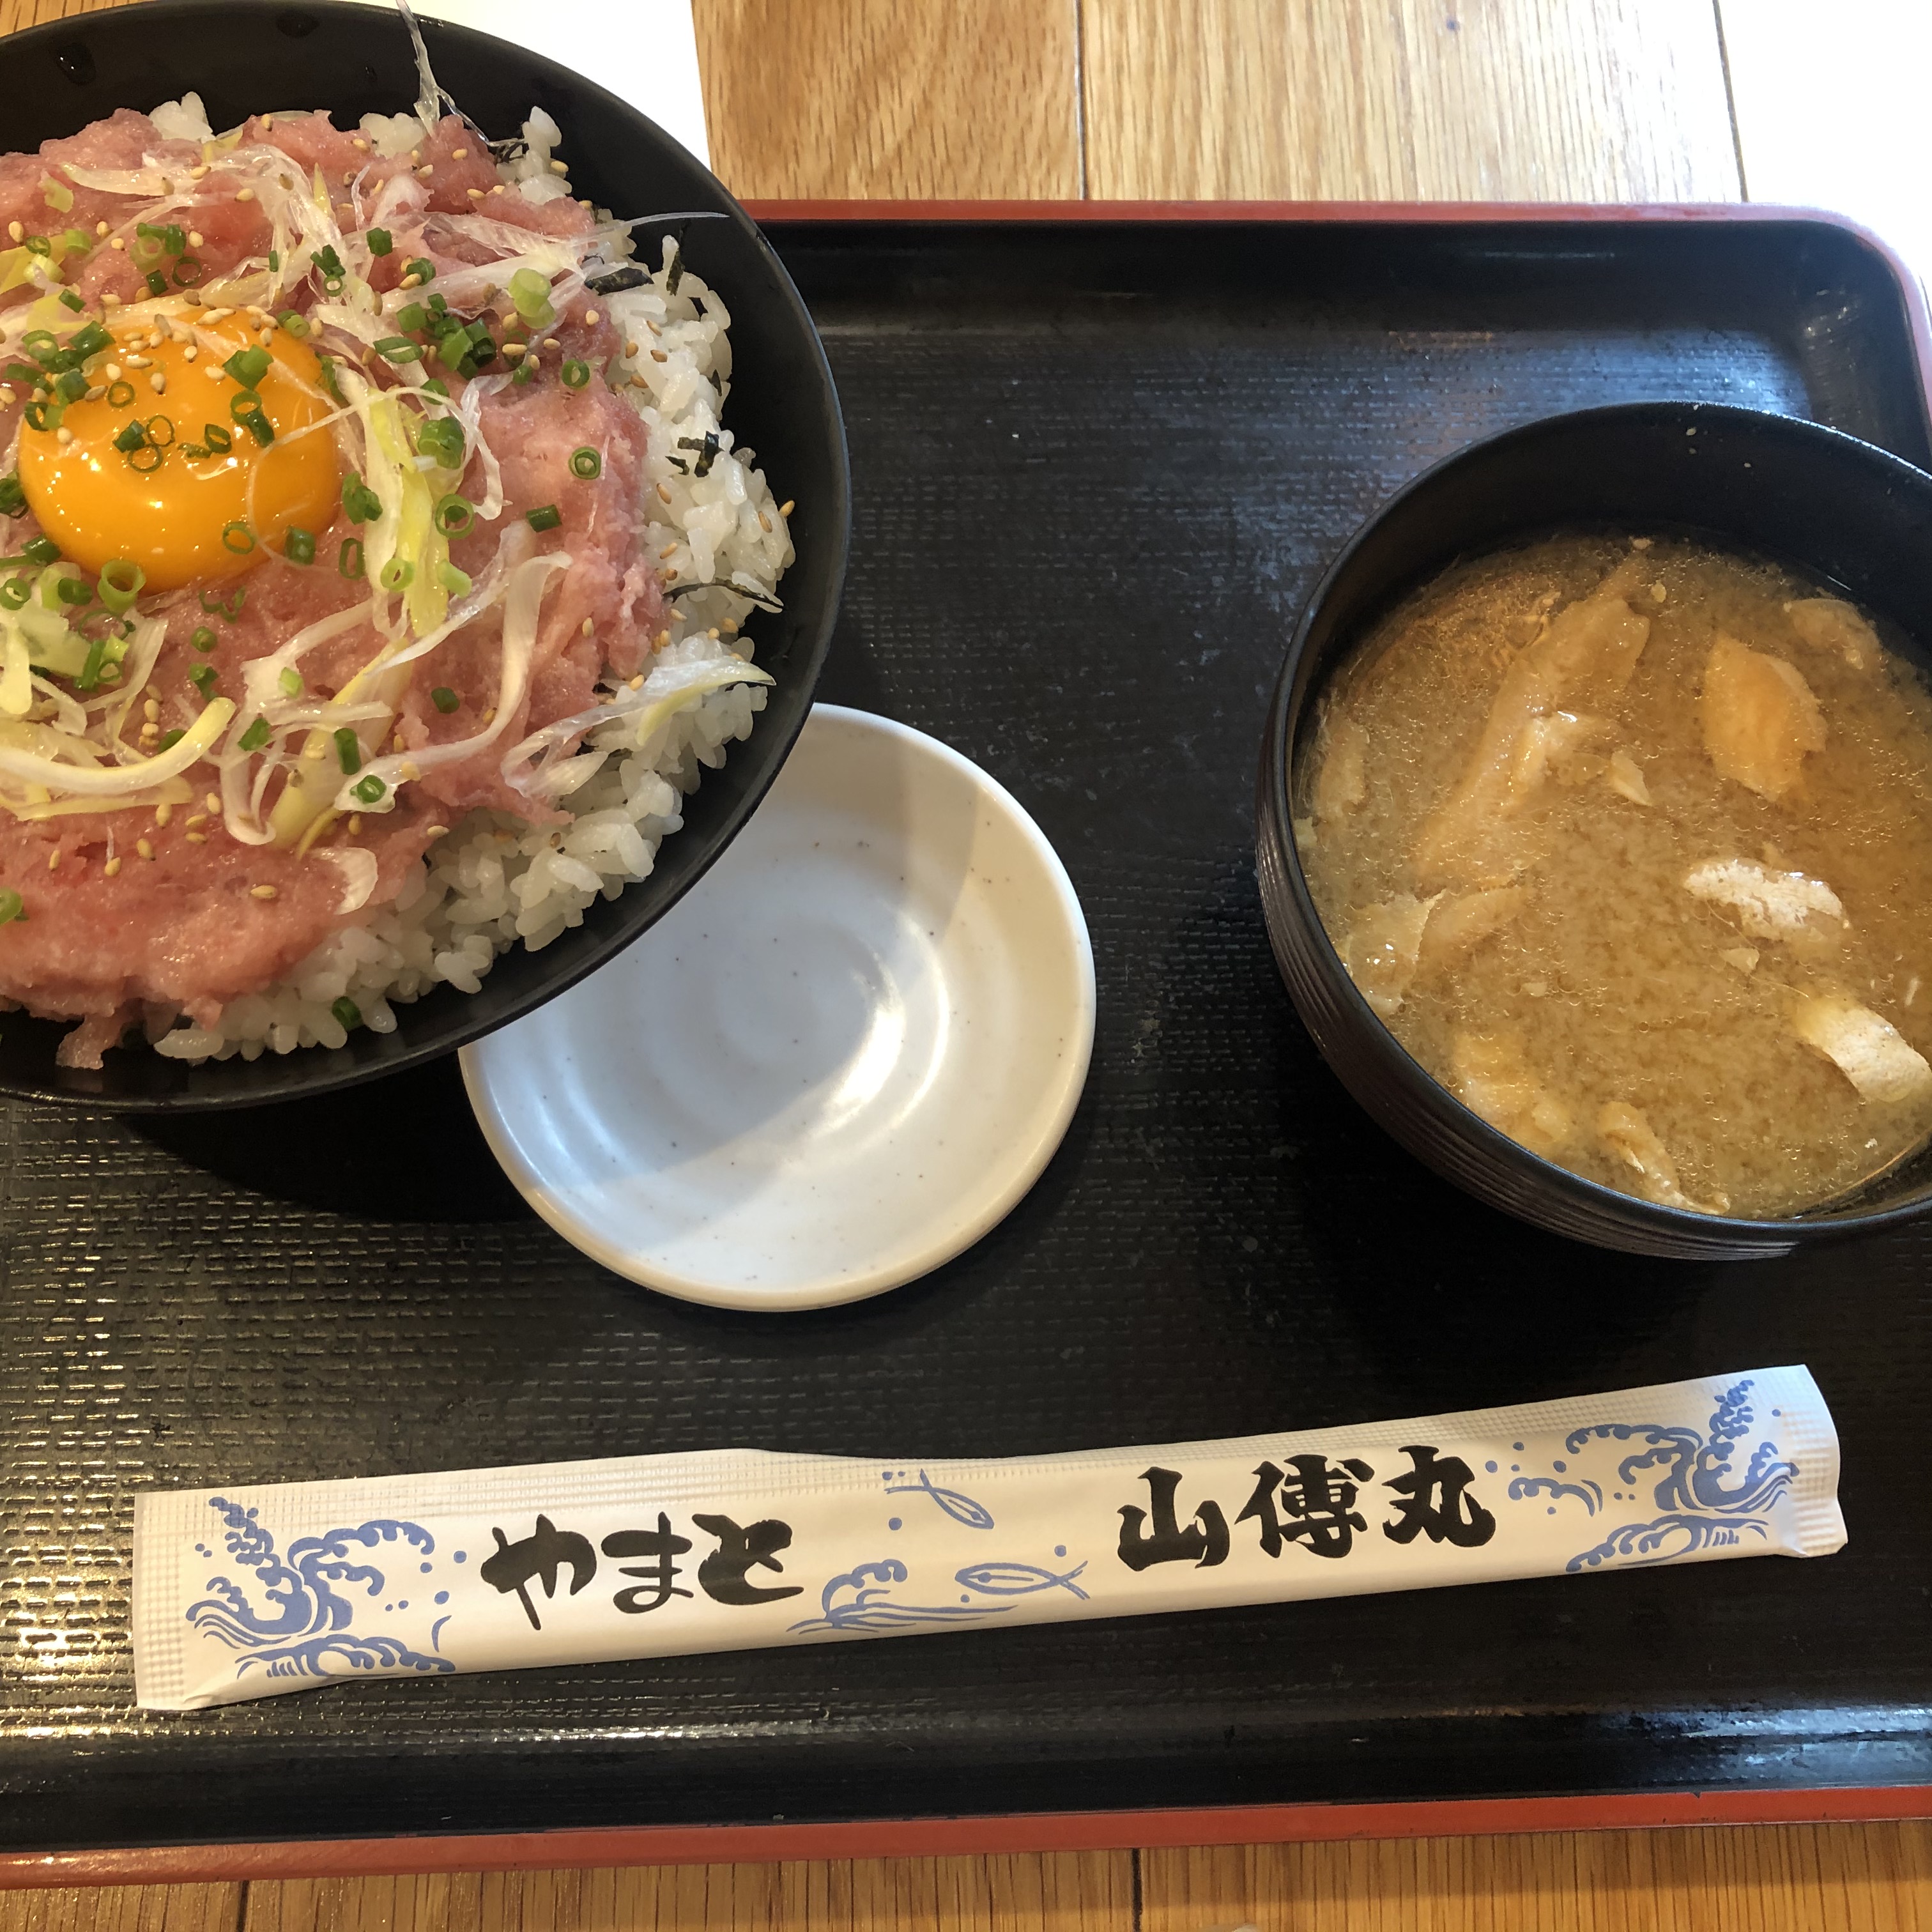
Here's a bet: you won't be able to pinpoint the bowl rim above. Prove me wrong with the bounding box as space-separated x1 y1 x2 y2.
1261 397 1932 1245
0 0 852 1112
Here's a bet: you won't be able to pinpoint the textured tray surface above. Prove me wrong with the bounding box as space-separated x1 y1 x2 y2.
4 217 1930 1851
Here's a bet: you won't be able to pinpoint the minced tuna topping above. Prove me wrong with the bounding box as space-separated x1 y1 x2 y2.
0 80 792 1067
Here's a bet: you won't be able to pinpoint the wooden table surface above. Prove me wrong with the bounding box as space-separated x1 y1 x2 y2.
1 0 1928 1926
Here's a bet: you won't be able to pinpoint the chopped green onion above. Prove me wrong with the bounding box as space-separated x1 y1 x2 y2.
144 415 174 447
437 561 471 595
105 381 135 408
507 266 555 328
113 420 147 454
417 417 464 469
525 503 562 533
57 289 84 313
238 716 271 752
561 360 590 388
190 625 216 652
189 663 217 698
268 250 280 272
395 301 427 334
238 410 274 447
431 686 459 714
282 527 315 566
0 579 29 611
334 727 361 773
23 537 59 565
511 358 536 387
403 257 434 284
221 522 255 555
569 446 602 480
374 335 421 363
145 271 168 299
351 774 386 804
224 347 271 388
341 473 383 523
157 728 184 751
97 559 144 613
67 321 109 358
74 636 107 691
312 243 345 282
22 402 56 433
420 377 450 399
433 493 474 536
276 309 309 338
1 361 34 381
0 890 23 926
337 537 365 580
54 576 91 606
20 330 57 362
317 355 346 405
331 995 362 1030
22 236 51 259
279 666 303 697
378 558 414 591
40 176 73 215
172 256 204 288
202 424 233 454
426 292 448 315
52 368 85 402
228 387 263 421
366 229 393 257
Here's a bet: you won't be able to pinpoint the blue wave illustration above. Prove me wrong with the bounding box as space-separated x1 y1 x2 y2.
1566 1513 1770 1572
956 1560 1090 1602
882 1470 995 1531
1508 1476 1603 1515
185 1498 452 1682
788 1559 1010 1635
1552 1379 1796 1574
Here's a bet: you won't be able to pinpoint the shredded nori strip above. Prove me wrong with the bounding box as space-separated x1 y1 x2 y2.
666 243 684 295
586 265 648 296
675 431 721 478
664 574 783 614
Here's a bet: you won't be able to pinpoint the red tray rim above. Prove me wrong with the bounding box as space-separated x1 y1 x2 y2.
15 197 1932 1887
7 1784 1932 1887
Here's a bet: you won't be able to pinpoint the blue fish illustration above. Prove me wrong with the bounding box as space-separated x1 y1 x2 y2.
956 1559 1089 1602
883 1469 996 1531
788 1559 1008 1636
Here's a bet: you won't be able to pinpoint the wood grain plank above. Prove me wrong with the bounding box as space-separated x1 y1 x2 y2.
243 1852 1132 1931
1082 0 1742 203
692 0 1082 201
0 1887 241 1932
1141 1823 1932 1931
0 0 119 36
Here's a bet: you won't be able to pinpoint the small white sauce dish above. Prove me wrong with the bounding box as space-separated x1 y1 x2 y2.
461 704 1096 1310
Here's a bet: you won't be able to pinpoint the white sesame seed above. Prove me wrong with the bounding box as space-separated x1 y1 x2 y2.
190 164 210 180
466 188 484 199
236 187 254 202
205 793 221 815
501 341 526 360
479 709 494 727
625 339 638 356
186 815 206 830
104 855 122 877
423 823 447 839
143 700 160 723
548 159 569 176
544 337 560 350
188 231 204 249
103 363 121 380
779 500 795 517
136 838 154 861
257 328 273 346
580 617 593 637
103 293 121 308
452 148 468 160
184 832 207 844
657 483 672 503
150 371 166 395
657 542 677 559
338 203 354 217
628 673 644 689
109 236 125 251
183 345 197 362
417 165 434 179
758 511 770 532
348 815 362 834
47 848 59 871
5 222 20 243
155 802 172 827
352 138 369 152
583 309 601 326
95 220 109 238
399 760 420 781
249 883 276 899
55 427 73 447
302 739 326 760
409 149 420 164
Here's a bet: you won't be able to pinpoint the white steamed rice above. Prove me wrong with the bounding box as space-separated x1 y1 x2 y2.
153 111 792 1062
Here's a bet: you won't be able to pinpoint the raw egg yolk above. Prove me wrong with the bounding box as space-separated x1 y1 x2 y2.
17 324 341 591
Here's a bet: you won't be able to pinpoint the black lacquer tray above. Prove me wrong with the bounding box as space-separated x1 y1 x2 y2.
6 208 1932 1871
